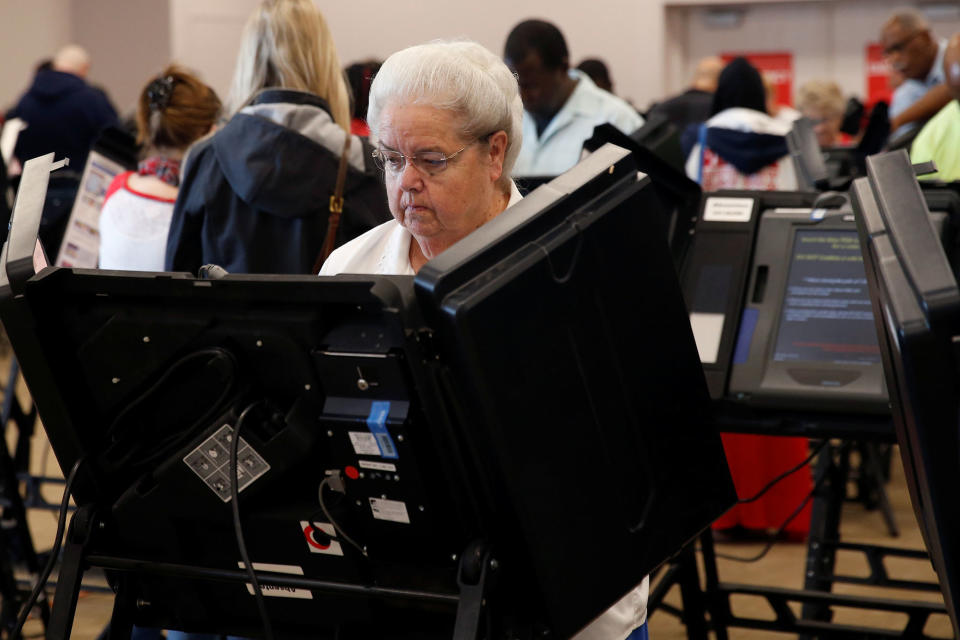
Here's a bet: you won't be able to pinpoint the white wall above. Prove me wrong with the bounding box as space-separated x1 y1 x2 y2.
169 0 259 103
0 0 72 111
72 0 171 116
170 0 666 111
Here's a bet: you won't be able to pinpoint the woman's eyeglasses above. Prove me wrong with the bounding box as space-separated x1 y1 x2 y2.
372 133 494 177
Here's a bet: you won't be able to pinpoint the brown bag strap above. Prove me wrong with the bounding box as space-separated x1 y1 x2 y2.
314 134 352 273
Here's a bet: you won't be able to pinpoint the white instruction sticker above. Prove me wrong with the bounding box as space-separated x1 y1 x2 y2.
369 497 411 524
299 521 343 556
183 424 270 503
358 460 397 472
348 431 381 456
703 197 754 223
237 562 312 599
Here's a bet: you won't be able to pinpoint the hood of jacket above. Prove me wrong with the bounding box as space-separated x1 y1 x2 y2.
28 69 88 101
212 89 369 218
683 107 790 175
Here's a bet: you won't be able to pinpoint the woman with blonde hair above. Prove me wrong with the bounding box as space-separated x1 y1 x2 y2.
797 79 848 148
165 0 389 275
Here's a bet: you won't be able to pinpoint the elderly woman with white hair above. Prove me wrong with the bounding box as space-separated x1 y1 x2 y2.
321 40 522 275
321 39 650 640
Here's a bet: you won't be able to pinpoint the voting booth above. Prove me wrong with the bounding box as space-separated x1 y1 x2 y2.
0 149 735 639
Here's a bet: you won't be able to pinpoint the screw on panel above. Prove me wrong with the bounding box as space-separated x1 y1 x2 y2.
356 500 362 507
256 340 263 347
418 505 425 512
489 559 499 570
327 430 333 437
142 336 151 343
111 377 120 384
397 435 404 442
357 378 370 391
304 384 311 391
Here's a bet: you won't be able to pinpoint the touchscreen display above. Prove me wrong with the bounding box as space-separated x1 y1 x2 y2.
772 230 881 365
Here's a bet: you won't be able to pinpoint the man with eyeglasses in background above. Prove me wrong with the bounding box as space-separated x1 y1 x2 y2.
881 8 950 142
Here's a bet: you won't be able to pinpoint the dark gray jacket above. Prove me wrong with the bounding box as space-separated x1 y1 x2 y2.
165 89 390 275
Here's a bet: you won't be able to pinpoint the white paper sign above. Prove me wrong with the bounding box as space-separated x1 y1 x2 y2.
55 151 127 268
703 197 754 223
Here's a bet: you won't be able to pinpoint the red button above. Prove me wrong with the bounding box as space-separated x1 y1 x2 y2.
344 465 359 480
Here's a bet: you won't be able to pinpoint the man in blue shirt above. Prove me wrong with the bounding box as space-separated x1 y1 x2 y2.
881 9 950 139
504 20 643 177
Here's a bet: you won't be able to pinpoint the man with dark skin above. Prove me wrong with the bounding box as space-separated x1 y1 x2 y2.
881 9 950 135
508 41 578 137
504 19 642 176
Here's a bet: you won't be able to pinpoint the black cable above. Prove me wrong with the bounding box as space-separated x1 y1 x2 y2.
105 347 238 439
103 348 239 470
229 401 275 640
318 476 367 557
710 472 826 564
737 439 827 504
11 457 85 640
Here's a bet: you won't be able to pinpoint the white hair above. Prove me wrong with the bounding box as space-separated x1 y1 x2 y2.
367 40 523 186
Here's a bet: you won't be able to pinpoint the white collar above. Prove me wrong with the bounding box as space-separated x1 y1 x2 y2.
382 181 524 275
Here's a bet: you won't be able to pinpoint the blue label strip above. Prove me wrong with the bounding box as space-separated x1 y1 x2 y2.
732 308 759 365
366 401 398 459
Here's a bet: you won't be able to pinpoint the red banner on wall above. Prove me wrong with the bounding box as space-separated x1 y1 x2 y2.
866 42 892 107
721 51 794 106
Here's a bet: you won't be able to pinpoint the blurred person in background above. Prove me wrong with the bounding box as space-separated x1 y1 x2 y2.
6 45 116 172
505 19 642 176
797 79 849 148
6 45 117 255
345 59 381 136
647 55 724 131
165 0 390 275
576 58 614 93
881 8 949 140
684 57 798 192
911 33 960 182
99 65 221 272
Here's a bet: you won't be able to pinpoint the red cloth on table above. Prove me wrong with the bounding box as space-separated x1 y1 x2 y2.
713 433 812 535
